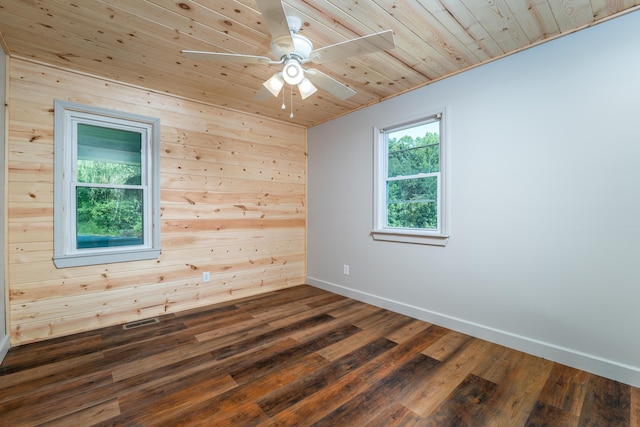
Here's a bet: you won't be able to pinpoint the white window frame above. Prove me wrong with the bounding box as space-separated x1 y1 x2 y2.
53 100 161 268
372 109 450 246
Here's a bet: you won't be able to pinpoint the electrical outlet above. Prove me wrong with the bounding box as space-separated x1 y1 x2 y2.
202 271 211 283
343 264 350 275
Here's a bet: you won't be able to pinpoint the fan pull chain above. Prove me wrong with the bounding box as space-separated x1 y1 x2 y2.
290 85 294 118
281 86 286 110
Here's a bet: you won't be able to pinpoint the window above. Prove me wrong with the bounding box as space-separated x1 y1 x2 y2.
53 100 160 267
372 111 449 246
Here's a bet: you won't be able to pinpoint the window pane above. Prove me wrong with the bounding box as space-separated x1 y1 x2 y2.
388 144 439 177
77 123 142 185
388 121 439 177
76 186 143 249
387 176 438 229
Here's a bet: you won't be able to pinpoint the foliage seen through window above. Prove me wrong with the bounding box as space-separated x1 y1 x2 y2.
386 120 440 230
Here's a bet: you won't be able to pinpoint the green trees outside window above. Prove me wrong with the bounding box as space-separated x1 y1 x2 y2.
386 121 440 230
75 124 145 248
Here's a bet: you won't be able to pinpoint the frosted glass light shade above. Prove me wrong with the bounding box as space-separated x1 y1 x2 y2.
298 78 317 99
263 73 284 97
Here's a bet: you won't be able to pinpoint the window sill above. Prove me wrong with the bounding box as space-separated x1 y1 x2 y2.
371 229 449 246
53 248 160 268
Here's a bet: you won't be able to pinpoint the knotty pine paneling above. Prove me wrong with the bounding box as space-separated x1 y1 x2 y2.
2 1 640 127
7 58 307 345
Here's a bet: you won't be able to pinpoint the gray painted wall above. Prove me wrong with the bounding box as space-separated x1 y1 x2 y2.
307 10 640 386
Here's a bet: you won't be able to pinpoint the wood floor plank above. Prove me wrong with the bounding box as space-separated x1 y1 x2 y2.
0 351 106 399
385 318 433 343
228 323 361 384
110 339 207 382
160 354 324 425
264 323 450 425
112 312 333 382
325 299 378 320
249 299 326 324
423 373 499 426
537 363 590 416
116 371 239 425
0 285 636 426
350 306 411 330
208 313 336 362
40 398 122 427
470 352 554 426
315 319 401 362
174 401 271 427
303 291 349 308
313 353 441 426
402 338 496 417
0 371 116 425
176 303 239 328
98 314 185 348
257 336 398 417
422 329 472 361
118 351 219 392
578 374 631 426
102 327 197 364
363 403 423 427
523 363 591 427
525 401 580 427
193 313 276 343
314 305 413 361
631 386 640 427
0 333 103 374
265 297 353 330
234 286 327 315
472 344 523 384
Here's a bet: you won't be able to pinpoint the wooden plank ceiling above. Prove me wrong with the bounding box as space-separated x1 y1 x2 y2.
0 0 638 127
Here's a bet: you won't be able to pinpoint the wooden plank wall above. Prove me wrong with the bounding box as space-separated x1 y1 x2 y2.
6 58 307 346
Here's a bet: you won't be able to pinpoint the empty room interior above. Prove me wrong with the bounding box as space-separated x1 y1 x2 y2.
1 1 640 425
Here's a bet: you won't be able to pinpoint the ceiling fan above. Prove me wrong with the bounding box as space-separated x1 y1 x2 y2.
181 0 395 107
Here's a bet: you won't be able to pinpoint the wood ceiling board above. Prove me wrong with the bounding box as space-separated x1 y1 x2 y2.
104 0 269 55
591 0 639 19
502 0 559 43
319 0 456 77
547 0 596 32
438 0 506 57
416 0 493 62
1 0 639 127
458 0 532 52
281 2 429 90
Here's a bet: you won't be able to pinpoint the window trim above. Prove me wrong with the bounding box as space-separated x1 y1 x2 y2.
53 100 161 268
372 109 450 246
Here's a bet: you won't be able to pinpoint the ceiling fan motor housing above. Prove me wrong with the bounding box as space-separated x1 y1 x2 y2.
270 16 313 61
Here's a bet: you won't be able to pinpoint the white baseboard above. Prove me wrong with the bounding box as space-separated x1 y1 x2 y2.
0 334 9 365
307 276 640 388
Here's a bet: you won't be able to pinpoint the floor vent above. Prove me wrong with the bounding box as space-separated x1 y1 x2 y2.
123 317 160 330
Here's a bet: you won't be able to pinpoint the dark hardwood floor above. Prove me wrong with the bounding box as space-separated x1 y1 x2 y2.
1 285 638 426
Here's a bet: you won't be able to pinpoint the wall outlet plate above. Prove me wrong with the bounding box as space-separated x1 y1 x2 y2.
203 271 211 282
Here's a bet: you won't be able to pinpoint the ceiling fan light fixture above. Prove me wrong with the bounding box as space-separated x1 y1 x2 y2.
282 59 304 85
263 73 284 97
298 78 317 99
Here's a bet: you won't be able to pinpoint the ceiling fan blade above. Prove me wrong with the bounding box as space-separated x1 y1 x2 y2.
304 69 356 100
253 85 275 101
255 0 295 46
309 29 395 64
182 50 274 64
